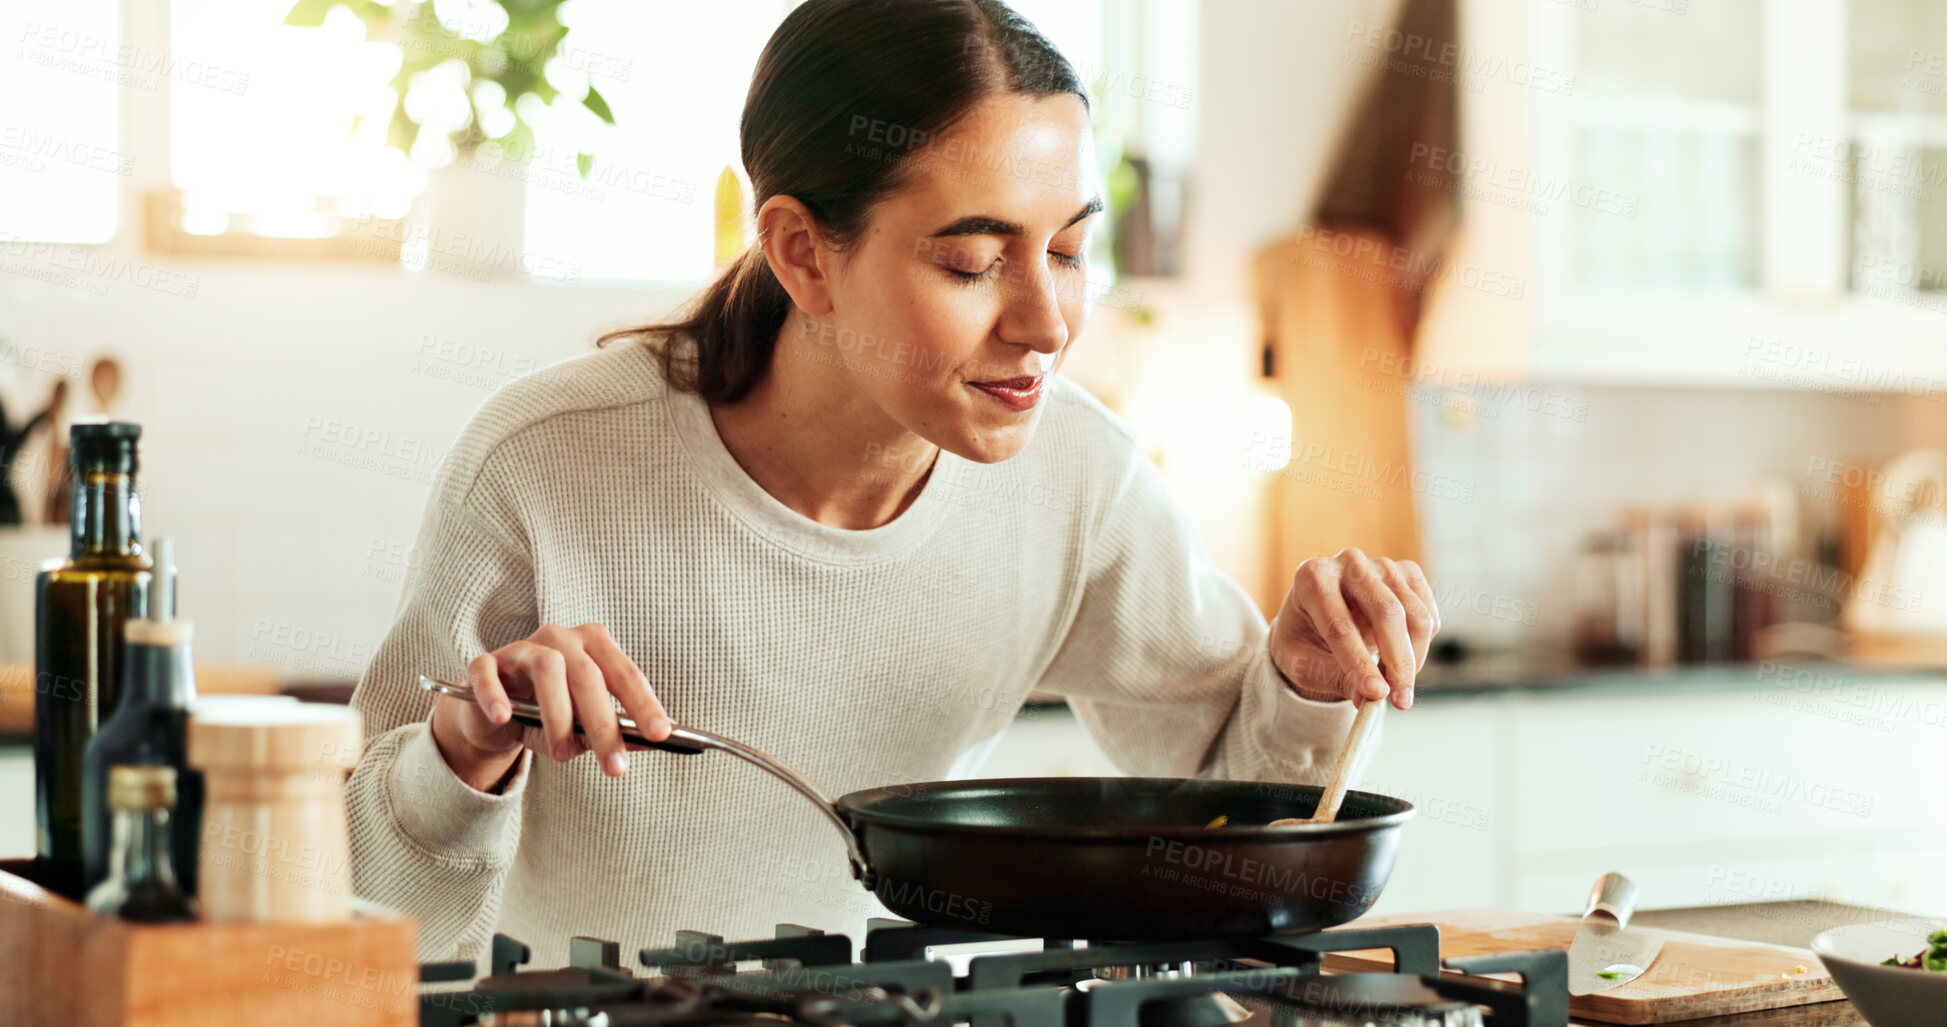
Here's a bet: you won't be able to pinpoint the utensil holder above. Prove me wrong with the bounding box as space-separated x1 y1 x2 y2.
0 858 416 1026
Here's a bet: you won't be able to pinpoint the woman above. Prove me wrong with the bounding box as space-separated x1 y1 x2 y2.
347 0 1439 971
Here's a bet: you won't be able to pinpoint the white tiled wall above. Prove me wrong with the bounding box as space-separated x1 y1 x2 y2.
1408 383 1915 649
0 267 698 676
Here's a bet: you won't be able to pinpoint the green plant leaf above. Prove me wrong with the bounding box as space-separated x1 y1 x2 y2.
577 152 594 179
582 84 615 125
283 0 339 27
386 104 419 154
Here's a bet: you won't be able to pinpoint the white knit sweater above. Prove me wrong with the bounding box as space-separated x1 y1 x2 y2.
345 336 1356 972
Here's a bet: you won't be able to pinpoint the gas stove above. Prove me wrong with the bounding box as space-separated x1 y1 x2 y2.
415 920 1569 1027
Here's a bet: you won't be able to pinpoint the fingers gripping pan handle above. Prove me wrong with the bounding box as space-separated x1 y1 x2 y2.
419 675 704 754
417 676 873 884
1584 871 1639 928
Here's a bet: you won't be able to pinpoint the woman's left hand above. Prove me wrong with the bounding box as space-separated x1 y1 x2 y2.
1267 548 1440 710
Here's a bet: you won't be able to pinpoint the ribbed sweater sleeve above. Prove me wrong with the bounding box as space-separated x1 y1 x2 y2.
345 469 541 966
1034 440 1358 782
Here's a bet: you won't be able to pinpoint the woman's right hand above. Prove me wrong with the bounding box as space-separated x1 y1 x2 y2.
428 623 674 793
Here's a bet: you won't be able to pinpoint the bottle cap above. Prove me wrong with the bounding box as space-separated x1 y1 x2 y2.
126 619 193 647
69 419 141 476
189 702 361 773
108 764 176 812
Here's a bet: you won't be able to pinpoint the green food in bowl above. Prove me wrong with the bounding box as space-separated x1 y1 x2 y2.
1814 920 1947 1027
1880 929 1947 972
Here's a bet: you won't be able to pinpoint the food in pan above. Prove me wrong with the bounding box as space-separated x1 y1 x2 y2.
1204 814 1313 827
1881 929 1947 971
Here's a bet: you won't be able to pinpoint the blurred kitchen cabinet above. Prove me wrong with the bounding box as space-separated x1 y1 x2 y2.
1420 0 1947 388
1494 677 1945 916
1506 690 1870 851
0 748 29 858
1844 678 1947 834
1356 701 1503 916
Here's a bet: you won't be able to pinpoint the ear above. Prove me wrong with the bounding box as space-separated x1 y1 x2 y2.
757 196 835 317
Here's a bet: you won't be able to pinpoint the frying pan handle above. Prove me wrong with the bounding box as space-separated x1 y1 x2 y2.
670 721 877 888
418 675 875 886
1584 871 1639 927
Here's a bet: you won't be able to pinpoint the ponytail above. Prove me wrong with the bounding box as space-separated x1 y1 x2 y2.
599 244 795 404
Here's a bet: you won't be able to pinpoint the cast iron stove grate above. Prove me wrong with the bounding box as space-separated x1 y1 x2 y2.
416 920 1568 1027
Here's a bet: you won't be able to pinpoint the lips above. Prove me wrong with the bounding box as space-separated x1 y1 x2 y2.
967 374 1046 412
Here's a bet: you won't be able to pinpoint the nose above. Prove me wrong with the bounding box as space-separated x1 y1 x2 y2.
995 259 1070 356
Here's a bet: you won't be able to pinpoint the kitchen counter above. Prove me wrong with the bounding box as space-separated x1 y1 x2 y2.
1570 899 1918 1027
1413 657 1947 700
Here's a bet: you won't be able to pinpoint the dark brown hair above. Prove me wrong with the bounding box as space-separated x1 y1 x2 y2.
596 0 1088 403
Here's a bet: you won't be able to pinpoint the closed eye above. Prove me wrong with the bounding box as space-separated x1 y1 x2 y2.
947 261 999 282
945 250 1085 284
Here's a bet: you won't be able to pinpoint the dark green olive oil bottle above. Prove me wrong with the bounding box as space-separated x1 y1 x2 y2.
34 421 151 900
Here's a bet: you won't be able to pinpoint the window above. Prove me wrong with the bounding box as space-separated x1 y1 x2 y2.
519 0 792 283
7 0 1162 280
168 0 412 236
0 0 121 243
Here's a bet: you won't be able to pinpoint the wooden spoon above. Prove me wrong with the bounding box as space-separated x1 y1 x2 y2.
1269 697 1387 825
90 357 122 416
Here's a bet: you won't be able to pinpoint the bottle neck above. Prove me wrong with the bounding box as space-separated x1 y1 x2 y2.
116 640 195 710
72 470 140 559
106 806 179 893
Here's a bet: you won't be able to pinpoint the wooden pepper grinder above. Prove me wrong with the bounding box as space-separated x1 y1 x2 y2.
187 702 360 923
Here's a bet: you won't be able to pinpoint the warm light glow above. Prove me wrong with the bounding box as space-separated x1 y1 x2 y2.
0 0 119 242
170 0 414 222
179 209 231 236
1242 393 1293 472
251 211 334 239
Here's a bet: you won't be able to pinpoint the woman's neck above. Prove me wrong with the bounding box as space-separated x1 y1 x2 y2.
706 325 940 531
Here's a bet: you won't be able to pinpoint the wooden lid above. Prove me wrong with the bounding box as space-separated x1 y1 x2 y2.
188 702 361 771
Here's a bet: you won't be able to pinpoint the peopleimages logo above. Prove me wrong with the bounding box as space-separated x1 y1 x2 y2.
1143 836 1373 905
876 876 993 925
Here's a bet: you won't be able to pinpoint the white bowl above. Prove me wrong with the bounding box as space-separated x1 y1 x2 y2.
1811 918 1947 1027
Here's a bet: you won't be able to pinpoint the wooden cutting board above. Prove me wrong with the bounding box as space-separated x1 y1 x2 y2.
1323 908 1847 1025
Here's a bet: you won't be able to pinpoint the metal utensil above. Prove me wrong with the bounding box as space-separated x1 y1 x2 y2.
417 675 870 879
1567 872 1665 995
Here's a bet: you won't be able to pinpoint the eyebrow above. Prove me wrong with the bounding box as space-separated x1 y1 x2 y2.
929 196 1104 238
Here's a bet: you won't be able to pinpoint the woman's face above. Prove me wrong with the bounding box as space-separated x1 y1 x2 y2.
796 92 1102 464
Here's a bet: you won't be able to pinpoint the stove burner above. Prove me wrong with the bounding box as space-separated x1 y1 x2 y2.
1135 992 1255 1027
1271 975 1481 1027
414 922 1568 1027
476 967 640 1009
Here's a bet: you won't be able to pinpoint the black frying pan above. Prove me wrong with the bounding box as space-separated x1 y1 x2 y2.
419 677 1413 941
